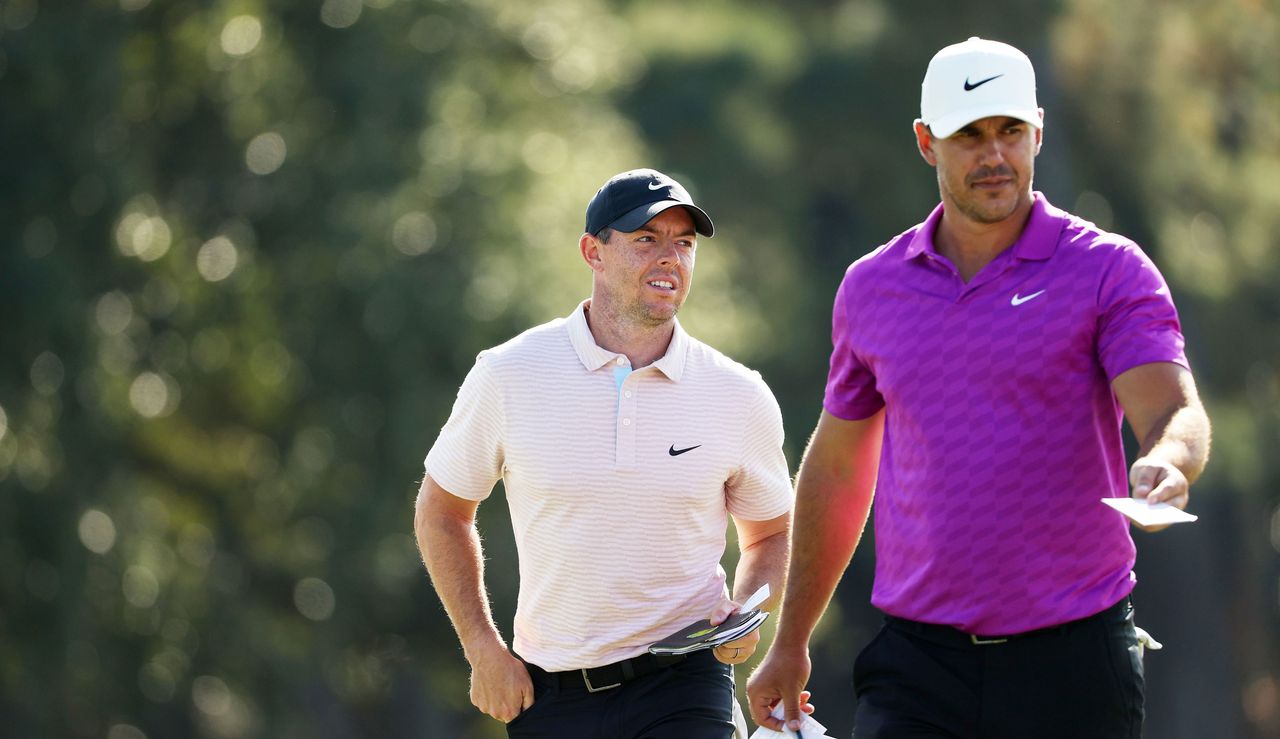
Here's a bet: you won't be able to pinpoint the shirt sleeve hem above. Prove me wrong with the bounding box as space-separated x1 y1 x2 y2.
823 397 885 421
1104 353 1190 382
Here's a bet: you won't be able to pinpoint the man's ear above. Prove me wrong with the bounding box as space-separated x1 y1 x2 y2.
1034 108 1045 155
913 119 938 167
580 232 604 272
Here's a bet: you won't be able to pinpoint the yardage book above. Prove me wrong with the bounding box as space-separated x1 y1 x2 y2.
648 584 770 656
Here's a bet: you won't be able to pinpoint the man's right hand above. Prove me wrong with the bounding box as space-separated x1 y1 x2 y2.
746 644 813 732
468 642 535 723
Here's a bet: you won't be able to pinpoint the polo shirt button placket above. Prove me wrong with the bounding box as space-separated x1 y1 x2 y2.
615 359 637 467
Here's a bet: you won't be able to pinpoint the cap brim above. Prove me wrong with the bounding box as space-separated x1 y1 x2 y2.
609 201 715 238
927 105 1042 139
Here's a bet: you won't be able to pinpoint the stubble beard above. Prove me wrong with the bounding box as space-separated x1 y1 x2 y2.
941 165 1034 225
629 294 681 327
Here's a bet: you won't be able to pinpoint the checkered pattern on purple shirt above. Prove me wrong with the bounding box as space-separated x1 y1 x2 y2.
824 193 1188 635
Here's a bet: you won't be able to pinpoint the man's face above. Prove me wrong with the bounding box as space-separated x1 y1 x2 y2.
592 206 697 326
920 114 1043 224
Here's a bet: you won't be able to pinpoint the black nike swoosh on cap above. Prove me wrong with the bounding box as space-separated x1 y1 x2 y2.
963 74 1003 91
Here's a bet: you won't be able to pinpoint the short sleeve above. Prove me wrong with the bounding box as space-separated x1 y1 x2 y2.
1096 243 1188 380
823 271 885 420
725 378 793 521
424 353 505 500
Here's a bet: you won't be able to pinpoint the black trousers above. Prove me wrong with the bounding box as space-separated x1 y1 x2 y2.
507 649 736 739
852 597 1145 739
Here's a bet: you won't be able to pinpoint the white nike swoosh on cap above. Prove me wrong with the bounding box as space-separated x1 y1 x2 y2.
648 181 665 190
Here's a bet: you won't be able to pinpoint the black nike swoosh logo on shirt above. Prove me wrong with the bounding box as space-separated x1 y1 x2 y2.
964 74 1003 91
669 444 701 456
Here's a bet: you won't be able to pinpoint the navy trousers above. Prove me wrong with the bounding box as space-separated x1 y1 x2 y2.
852 597 1145 739
507 649 736 739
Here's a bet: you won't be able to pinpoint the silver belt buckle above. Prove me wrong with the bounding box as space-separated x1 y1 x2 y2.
581 669 622 693
969 634 1009 645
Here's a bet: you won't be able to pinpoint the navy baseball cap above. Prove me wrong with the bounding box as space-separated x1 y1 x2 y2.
585 168 715 238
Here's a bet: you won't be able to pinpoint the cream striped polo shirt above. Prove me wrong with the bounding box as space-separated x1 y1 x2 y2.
425 300 792 672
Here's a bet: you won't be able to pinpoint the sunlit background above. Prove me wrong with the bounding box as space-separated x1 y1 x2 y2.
1 0 1277 737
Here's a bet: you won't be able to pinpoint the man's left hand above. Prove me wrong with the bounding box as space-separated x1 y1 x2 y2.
708 598 760 665
1129 456 1189 533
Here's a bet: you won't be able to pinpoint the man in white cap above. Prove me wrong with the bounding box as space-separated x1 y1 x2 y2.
417 168 794 737
747 38 1211 738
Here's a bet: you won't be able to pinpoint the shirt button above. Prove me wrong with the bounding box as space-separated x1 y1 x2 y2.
624 391 632 398
622 418 631 426
615 357 625 366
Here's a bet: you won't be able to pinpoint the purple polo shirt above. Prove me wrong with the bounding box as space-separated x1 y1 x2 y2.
824 193 1188 635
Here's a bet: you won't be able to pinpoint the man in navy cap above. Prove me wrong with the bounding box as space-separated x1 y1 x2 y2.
416 169 795 737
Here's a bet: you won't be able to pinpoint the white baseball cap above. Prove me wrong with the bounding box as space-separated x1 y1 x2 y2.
920 37 1041 138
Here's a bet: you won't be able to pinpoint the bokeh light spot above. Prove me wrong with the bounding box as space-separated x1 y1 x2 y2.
95 291 135 335
123 565 160 608
192 675 231 716
1073 190 1114 231
320 0 361 29
197 236 239 282
1270 504 1280 554
107 725 148 739
129 371 178 418
30 351 65 396
115 211 172 262
294 577 335 621
245 132 286 175
3 0 37 30
522 21 568 61
79 509 118 554
220 16 263 57
179 523 217 567
139 662 176 703
250 342 292 387
392 212 438 255
1243 672 1279 728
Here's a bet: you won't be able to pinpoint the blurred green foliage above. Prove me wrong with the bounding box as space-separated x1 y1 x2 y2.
0 0 1276 737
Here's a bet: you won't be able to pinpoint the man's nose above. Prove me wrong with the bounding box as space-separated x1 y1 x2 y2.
976 135 1007 166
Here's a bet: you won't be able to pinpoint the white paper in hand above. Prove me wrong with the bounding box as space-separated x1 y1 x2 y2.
1101 497 1197 526
740 583 770 612
748 702 835 739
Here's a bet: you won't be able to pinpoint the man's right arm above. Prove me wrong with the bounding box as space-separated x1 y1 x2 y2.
415 475 533 723
746 408 885 732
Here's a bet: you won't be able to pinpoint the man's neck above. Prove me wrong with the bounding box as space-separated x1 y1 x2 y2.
934 198 1034 283
584 301 675 369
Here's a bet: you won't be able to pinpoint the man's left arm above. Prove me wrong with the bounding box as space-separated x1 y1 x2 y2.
1113 361 1212 531
709 512 790 665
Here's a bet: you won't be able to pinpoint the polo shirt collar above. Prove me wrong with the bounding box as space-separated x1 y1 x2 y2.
566 300 688 382
903 192 1063 262
1011 193 1065 261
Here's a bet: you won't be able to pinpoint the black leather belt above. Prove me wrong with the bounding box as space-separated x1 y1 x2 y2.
526 651 687 693
885 595 1131 647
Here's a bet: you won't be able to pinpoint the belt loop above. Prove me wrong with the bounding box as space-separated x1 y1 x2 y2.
621 659 635 681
